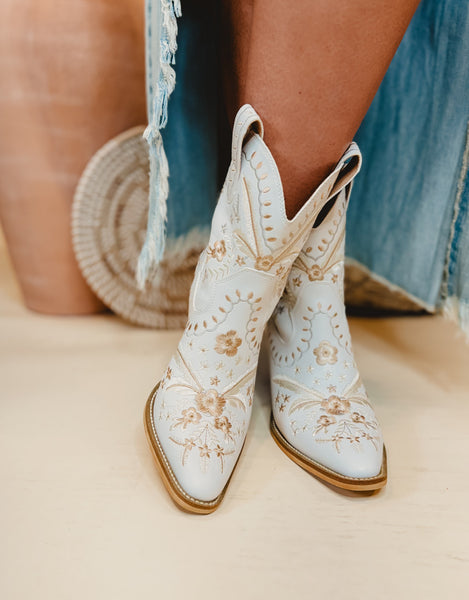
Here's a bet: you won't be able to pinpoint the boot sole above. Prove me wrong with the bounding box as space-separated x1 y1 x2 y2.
144 383 233 514
270 414 387 492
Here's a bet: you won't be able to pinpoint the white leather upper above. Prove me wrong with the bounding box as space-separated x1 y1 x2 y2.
268 145 385 479
150 104 350 501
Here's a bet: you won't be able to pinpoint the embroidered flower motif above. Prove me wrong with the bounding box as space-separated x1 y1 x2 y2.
215 330 242 357
351 412 366 423
317 415 336 428
313 341 338 365
162 366 172 386
292 276 302 287
307 264 324 281
195 389 226 417
199 444 211 458
275 265 286 278
321 395 351 415
255 255 275 271
207 240 226 262
214 416 232 437
165 350 257 473
213 444 225 458
182 438 196 452
275 391 290 405
174 407 201 429
276 371 379 453
235 255 246 266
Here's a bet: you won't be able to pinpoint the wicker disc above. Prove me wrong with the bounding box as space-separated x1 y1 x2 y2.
72 126 200 328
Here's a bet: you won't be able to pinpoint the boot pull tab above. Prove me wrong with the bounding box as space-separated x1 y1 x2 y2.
230 104 264 181
329 142 362 199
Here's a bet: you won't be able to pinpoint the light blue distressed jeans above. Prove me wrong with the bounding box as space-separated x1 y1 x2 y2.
141 0 469 338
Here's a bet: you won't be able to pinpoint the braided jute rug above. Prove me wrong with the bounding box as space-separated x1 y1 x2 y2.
72 126 205 329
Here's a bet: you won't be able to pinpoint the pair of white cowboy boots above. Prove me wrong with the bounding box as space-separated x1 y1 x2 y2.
144 105 387 513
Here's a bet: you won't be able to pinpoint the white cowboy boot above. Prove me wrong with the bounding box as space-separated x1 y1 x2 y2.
268 144 387 491
144 104 358 513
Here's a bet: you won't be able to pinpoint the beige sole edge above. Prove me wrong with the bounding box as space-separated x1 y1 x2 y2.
270 414 387 492
144 384 226 515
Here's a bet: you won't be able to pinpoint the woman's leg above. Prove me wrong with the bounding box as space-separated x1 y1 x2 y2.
221 0 421 218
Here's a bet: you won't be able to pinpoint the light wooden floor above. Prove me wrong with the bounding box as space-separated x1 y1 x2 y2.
1 239 469 600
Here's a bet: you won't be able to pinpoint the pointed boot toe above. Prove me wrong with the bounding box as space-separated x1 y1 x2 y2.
145 384 233 513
